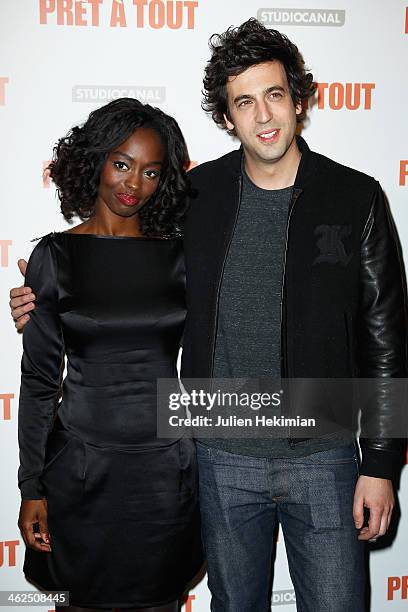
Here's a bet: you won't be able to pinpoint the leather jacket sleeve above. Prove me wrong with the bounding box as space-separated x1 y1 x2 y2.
358 182 408 479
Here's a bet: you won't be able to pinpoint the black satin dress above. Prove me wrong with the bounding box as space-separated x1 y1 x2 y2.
18 232 203 609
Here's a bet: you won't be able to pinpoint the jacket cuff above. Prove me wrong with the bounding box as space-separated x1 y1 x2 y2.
359 447 403 480
19 477 45 500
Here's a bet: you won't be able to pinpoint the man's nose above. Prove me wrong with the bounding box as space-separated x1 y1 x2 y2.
255 99 272 124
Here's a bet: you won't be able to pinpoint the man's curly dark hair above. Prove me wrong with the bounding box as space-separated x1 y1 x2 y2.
48 97 190 236
202 18 315 133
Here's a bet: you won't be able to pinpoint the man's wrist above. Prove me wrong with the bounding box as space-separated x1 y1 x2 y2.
359 446 402 480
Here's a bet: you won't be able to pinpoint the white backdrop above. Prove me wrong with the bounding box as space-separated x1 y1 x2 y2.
1 1 408 610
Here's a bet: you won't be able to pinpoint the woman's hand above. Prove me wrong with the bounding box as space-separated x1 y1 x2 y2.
9 259 36 331
18 499 52 552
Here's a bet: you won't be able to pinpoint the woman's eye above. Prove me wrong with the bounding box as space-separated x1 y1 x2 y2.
113 161 129 171
144 169 160 179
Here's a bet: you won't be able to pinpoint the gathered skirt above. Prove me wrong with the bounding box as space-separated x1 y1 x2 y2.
24 421 204 609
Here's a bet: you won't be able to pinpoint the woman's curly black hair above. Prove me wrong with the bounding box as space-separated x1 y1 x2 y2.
48 97 190 236
202 18 315 133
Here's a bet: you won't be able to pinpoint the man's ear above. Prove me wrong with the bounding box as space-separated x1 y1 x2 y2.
223 112 235 132
295 101 302 116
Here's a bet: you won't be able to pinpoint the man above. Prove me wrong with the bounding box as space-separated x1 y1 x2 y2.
11 19 407 612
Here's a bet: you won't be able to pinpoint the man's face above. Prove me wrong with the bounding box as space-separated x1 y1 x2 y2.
224 61 301 167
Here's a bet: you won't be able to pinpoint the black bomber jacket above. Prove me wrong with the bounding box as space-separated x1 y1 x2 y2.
181 136 408 480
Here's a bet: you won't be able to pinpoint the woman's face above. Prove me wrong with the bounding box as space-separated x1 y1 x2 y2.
96 127 165 218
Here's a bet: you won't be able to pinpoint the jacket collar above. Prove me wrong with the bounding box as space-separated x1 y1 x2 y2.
294 135 318 189
223 135 317 188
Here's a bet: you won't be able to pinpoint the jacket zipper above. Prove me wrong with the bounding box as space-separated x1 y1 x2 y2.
281 188 302 449
210 175 243 377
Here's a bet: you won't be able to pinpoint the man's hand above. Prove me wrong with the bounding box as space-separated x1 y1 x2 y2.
353 475 394 541
9 259 35 331
18 499 52 552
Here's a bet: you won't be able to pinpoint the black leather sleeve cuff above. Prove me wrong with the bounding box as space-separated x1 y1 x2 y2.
359 446 404 480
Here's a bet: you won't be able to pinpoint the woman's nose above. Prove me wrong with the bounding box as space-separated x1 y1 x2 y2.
124 171 140 191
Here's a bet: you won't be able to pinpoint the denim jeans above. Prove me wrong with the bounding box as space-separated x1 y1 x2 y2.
196 441 365 612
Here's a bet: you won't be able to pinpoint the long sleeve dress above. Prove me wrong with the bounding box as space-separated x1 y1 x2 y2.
18 232 203 609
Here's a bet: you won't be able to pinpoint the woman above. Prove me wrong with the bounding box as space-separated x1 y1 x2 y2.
17 98 203 612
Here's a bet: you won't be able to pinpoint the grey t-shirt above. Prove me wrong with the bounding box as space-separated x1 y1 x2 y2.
202 169 350 457
214 170 289 380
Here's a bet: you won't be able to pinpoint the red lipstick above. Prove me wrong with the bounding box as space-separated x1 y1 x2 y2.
116 193 140 207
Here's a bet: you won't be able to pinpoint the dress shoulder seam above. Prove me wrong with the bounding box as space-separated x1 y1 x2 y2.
30 231 58 243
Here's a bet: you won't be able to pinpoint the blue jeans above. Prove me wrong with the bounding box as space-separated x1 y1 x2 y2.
196 441 365 612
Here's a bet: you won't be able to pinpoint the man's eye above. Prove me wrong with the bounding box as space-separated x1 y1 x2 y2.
113 161 129 171
238 100 251 108
144 169 160 179
270 92 283 100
